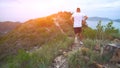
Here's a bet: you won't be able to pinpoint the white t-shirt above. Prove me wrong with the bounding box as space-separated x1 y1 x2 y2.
72 12 85 27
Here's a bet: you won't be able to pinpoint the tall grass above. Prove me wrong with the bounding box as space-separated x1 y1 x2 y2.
67 21 120 68
0 34 73 68
83 21 120 40
67 39 112 68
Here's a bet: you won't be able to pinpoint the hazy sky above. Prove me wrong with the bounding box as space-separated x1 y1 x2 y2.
0 0 120 22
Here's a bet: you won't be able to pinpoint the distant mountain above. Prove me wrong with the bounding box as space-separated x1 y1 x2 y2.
87 17 112 21
114 19 120 22
0 21 22 36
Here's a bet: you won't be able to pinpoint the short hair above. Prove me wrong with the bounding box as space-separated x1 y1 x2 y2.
76 8 80 12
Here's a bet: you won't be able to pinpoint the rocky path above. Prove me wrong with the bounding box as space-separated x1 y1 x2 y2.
49 42 83 68
49 39 120 68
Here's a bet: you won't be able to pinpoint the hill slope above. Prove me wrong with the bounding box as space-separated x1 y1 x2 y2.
0 11 73 60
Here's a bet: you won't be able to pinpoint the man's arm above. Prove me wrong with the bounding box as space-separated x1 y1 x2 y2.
82 16 88 26
84 16 88 21
70 16 74 23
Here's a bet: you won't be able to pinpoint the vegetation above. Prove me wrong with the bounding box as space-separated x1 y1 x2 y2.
0 11 120 68
1 34 73 68
83 20 120 40
0 11 73 68
68 39 112 68
68 20 120 68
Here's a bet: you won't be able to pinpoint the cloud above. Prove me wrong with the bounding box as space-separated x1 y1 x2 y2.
87 0 120 9
0 0 120 21
105 0 120 8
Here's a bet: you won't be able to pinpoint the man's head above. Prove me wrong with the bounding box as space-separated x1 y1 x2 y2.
76 8 81 12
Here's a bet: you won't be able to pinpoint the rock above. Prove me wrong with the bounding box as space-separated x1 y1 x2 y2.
110 48 120 63
53 55 68 68
113 39 120 44
103 43 119 56
63 51 67 56
116 62 120 67
89 62 105 68
94 44 101 51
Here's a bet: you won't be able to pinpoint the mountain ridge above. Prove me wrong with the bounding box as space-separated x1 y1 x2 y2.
88 17 120 22
0 11 73 60
113 19 120 22
0 21 22 36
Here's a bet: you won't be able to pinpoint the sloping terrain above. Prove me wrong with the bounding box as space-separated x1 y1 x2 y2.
0 11 120 68
0 12 73 61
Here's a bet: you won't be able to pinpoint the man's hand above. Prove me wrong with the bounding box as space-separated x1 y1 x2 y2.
82 16 88 27
84 16 88 20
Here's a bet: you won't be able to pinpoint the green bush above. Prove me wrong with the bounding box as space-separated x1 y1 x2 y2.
83 21 120 40
68 47 98 68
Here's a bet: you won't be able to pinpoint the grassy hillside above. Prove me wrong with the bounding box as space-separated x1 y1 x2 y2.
0 11 73 66
0 11 120 68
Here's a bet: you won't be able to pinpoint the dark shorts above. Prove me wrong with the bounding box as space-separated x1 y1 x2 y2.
74 27 82 34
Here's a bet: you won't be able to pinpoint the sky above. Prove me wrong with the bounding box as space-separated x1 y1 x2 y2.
0 0 120 22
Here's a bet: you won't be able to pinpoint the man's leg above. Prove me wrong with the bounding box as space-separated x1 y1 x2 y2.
79 33 83 41
74 33 79 43
79 28 83 45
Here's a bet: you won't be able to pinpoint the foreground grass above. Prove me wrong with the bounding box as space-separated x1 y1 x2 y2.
68 39 112 68
1 34 73 68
